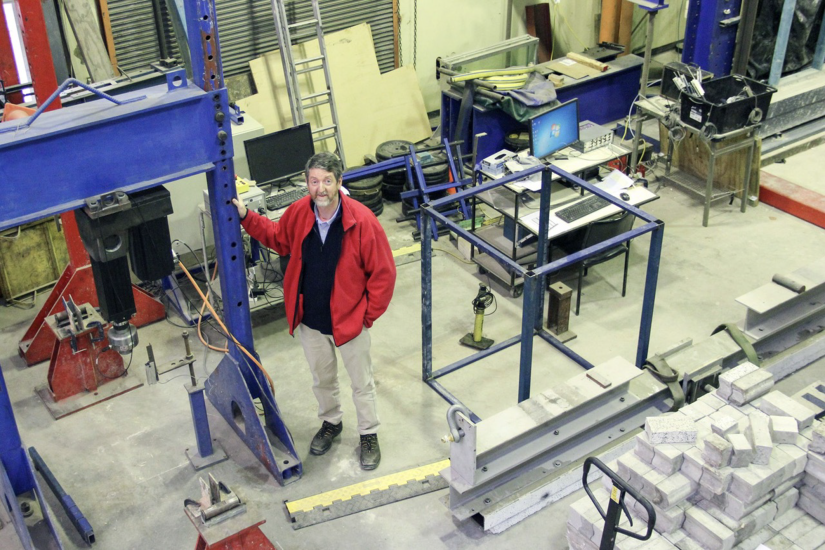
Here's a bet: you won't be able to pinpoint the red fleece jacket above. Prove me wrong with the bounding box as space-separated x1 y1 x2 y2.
241 193 396 346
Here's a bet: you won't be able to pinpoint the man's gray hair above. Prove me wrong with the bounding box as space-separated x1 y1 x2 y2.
305 151 343 182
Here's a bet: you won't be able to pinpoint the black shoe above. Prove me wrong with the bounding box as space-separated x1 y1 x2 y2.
310 421 342 455
360 434 381 470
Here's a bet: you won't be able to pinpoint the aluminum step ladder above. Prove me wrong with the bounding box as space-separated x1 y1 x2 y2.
269 0 346 167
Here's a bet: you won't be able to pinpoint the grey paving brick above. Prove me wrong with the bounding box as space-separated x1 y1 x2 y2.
746 412 774 465
763 533 804 550
652 444 686 476
810 423 825 455
700 463 734 495
646 416 699 445
790 518 825 550
630 495 687 535
758 391 817 430
799 486 825 524
683 506 735 550
770 506 807 532
568 523 601 550
653 472 695 510
636 432 656 463
777 444 808 477
781 514 822 546
703 433 733 468
718 363 760 401
772 416 801 444
729 433 754 468
710 413 739 437
802 474 825 501
619 452 653 494
736 527 777 550
680 447 704 484
680 401 716 422
806 449 825 484
730 370 775 406
730 446 798 503
772 487 800 521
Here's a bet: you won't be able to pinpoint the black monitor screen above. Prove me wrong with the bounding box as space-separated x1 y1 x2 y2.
529 99 580 159
244 123 314 187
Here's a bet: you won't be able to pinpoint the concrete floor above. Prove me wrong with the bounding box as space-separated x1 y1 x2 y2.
763 142 825 196
2 154 825 550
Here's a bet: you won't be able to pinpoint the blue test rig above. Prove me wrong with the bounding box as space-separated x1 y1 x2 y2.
0 0 303 545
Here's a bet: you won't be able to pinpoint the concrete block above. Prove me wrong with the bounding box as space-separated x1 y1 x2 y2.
728 433 754 468
682 506 735 550
636 432 656 464
721 489 772 521
703 434 733 468
569 493 602 539
737 500 777 544
798 485 825 524
618 453 653 494
745 413 774 465
736 527 777 550
771 416 801 444
805 449 825 484
671 530 705 550
717 362 759 401
654 473 695 510
652 444 686 476
729 369 775 406
602 459 620 492
710 414 739 437
700 463 733 495
680 447 704 483
631 496 687 535
781 514 825 550
698 393 726 411
679 401 715 422
770 506 806 532
772 487 800 521
801 474 825 501
763 533 804 550
777 444 808 477
567 523 601 550
758 391 817 430
646 416 698 445
810 423 825 455
716 405 746 423
730 446 798 503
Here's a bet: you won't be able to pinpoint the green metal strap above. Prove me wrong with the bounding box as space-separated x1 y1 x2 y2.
712 322 761 366
643 354 685 411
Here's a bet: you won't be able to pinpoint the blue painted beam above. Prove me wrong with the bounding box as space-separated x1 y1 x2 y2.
0 71 227 232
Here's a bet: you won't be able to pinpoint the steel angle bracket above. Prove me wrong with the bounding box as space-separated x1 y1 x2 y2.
444 369 670 529
205 353 302 485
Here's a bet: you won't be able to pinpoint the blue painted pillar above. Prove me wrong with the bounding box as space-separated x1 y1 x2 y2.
518 273 539 402
421 205 434 381
769 0 798 86
635 221 665 367
813 7 825 69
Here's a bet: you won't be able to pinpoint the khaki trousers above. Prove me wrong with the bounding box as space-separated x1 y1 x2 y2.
298 324 379 434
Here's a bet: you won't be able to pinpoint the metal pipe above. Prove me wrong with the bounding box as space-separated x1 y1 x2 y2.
630 11 657 172
635 220 665 368
421 204 433 381
769 0 798 86
427 380 482 422
536 330 596 370
431 335 522 379
813 6 825 69
518 273 539 402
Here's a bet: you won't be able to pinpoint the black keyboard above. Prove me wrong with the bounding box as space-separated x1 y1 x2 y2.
265 187 308 211
555 195 610 223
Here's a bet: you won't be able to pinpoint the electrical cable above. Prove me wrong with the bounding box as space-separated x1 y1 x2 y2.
198 261 229 352
176 260 277 394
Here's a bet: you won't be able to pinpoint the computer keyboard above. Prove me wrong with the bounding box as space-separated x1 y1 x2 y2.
555 195 610 223
265 187 308 211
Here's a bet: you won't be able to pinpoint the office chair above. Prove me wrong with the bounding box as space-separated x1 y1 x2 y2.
570 211 635 315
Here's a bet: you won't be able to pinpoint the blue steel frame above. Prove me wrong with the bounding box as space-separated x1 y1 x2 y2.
419 165 664 418
0 0 302 485
681 0 741 77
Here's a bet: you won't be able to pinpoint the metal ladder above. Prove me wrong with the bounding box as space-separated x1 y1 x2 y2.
270 0 346 167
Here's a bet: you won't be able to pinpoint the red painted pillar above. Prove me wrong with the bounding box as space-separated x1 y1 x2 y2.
12 0 60 110
0 4 23 104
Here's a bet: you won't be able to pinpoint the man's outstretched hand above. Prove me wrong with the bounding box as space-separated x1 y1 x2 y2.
231 198 248 220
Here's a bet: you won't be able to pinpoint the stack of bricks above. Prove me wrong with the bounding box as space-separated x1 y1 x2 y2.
567 365 825 550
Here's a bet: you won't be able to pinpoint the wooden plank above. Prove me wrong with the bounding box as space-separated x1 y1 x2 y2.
0 218 69 301
96 0 118 74
241 24 430 165
62 0 115 82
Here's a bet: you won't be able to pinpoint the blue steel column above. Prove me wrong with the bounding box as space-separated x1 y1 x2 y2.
421 205 434 381
534 168 552 329
813 8 825 69
187 385 214 457
518 273 539 402
635 221 665 367
769 0 798 86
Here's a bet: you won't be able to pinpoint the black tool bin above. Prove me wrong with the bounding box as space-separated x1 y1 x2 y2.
679 74 776 135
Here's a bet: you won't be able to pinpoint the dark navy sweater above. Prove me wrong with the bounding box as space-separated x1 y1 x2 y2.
299 213 345 335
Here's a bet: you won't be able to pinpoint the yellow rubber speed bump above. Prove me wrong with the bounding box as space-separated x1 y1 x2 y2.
392 243 421 258
285 459 449 529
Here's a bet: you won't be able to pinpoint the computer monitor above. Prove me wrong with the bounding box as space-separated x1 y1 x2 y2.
243 123 315 187
529 99 580 159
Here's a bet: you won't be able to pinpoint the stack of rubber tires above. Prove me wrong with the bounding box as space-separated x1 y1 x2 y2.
376 140 452 219
344 170 384 216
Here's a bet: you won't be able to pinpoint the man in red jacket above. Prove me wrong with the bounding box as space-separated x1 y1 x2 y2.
232 151 396 470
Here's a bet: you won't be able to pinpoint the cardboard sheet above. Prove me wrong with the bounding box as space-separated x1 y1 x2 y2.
545 57 602 80
238 23 431 165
